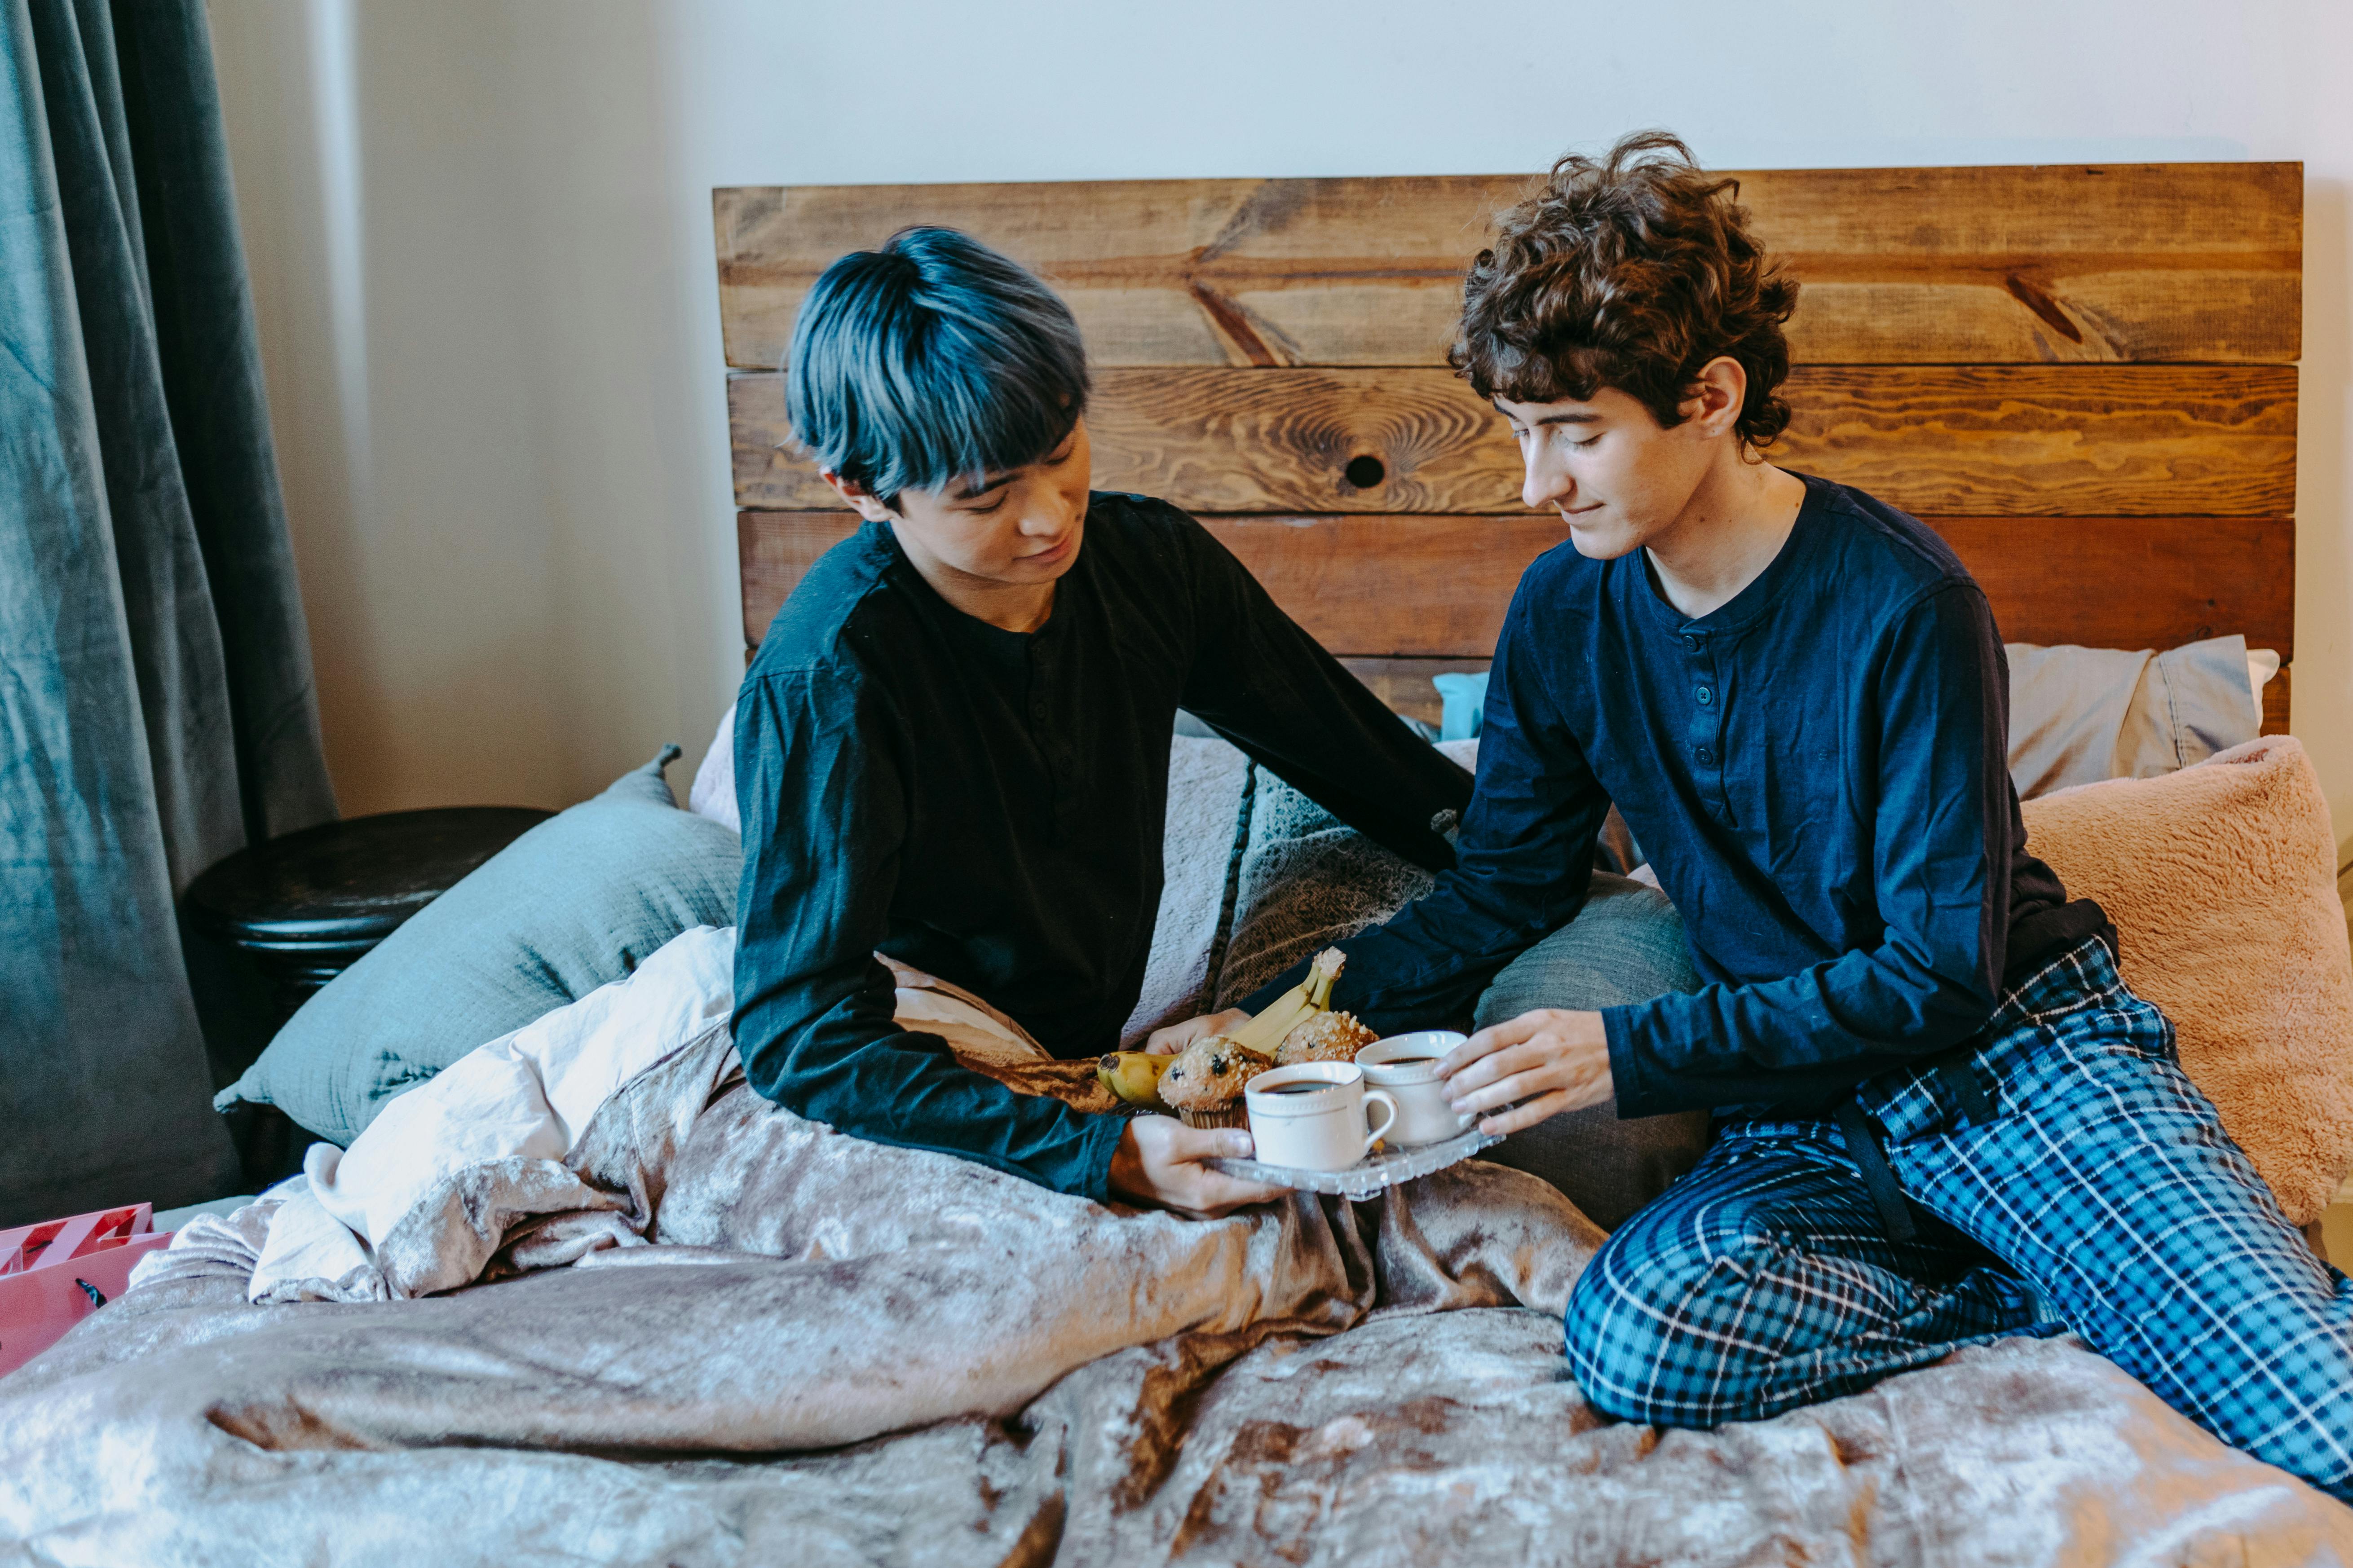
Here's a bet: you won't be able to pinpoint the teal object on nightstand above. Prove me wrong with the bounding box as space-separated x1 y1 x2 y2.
1432 671 1489 741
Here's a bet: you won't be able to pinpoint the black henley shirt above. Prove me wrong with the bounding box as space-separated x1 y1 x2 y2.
730 492 1473 1199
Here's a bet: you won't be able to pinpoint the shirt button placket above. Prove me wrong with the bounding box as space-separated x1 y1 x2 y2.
1685 631 1726 802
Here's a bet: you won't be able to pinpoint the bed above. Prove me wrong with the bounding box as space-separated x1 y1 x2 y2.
719 163 2299 735
3 161 2343 1568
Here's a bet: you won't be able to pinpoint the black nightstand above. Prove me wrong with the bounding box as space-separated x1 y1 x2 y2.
185 806 552 1180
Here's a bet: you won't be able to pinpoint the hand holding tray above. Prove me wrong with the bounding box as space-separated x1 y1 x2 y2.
1206 1127 1501 1200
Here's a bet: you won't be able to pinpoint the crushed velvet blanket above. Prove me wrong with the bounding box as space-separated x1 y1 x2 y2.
5 1026 2351 1563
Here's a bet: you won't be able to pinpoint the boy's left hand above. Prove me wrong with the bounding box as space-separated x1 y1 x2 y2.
1144 1009 1249 1056
1440 1009 1614 1136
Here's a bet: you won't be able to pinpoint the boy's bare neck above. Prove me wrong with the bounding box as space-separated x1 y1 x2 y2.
912 554 1058 634
1642 454 1808 621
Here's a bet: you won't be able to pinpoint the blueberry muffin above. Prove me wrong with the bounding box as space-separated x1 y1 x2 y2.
1274 1010 1378 1068
1157 1038 1273 1128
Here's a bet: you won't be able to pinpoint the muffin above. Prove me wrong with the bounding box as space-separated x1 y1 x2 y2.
1157 1038 1273 1128
1274 1009 1378 1068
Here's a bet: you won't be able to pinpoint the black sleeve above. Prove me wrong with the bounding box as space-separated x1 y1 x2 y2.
1171 517 1470 872
728 665 1129 1198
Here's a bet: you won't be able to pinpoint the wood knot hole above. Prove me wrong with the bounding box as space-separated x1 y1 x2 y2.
1343 454 1385 489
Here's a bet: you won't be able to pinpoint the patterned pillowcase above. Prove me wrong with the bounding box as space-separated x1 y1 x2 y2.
1210 748 1480 1010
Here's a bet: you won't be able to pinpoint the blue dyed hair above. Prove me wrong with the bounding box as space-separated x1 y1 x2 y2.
785 227 1089 507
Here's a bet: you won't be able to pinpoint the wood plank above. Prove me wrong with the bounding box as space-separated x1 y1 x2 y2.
2264 666 2291 736
1936 516 2293 655
738 508 860 647
1339 657 1492 730
738 512 1556 657
738 511 2293 666
1316 516 2298 661
715 164 2300 370
730 365 2299 518
1203 516 1561 656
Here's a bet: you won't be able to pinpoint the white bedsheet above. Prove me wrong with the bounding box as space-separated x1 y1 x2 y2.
238 925 1049 1304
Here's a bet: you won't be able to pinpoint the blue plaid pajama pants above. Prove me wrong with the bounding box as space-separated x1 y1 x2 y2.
1563 937 2353 1499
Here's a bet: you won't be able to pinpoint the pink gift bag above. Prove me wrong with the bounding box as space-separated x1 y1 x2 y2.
0 1203 174 1378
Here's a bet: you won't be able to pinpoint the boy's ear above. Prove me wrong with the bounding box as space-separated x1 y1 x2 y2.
1686 357 1750 439
822 469 899 524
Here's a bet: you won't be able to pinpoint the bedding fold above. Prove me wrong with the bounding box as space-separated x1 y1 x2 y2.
33 921 1601 1464
13 908 2353 1563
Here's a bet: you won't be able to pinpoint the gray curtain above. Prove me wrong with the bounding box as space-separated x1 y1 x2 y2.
1 0 335 1224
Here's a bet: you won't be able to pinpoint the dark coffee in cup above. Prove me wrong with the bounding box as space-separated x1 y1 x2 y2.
1260 1083 1328 1096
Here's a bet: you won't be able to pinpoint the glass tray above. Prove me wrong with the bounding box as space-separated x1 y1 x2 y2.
1206 1128 1502 1199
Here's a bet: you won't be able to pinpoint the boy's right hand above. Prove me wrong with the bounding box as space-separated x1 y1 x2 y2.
1143 1008 1248 1056
1108 1116 1285 1217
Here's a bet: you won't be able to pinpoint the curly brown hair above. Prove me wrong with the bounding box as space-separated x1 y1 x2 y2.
1452 130 1799 448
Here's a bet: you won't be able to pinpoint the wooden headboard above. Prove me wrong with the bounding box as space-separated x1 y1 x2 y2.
716 163 2300 732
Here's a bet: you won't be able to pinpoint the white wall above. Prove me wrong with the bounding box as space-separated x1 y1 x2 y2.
208 0 2353 847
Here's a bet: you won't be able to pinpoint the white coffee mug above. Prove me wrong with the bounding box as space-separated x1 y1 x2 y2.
1356 1031 1472 1147
1245 1062 1397 1171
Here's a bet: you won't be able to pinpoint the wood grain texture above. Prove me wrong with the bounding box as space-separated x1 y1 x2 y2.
2264 667 2291 736
1338 657 1493 729
739 509 860 647
730 365 2298 518
1936 515 2293 655
737 510 2293 667
715 164 2301 370
1201 516 1561 656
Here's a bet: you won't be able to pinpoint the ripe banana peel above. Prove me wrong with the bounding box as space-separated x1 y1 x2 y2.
1097 1051 1171 1109
1217 947 1346 1056
1099 949 1346 1111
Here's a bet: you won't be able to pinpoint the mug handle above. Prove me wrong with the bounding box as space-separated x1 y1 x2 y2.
1360 1089 1397 1155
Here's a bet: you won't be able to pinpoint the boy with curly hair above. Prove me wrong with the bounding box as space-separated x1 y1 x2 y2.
1237 131 2353 1494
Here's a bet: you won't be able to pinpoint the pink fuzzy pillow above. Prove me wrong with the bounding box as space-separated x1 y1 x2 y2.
2020 736 2353 1224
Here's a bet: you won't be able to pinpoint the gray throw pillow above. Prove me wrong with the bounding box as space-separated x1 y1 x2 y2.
215 748 741 1145
1121 735 1255 1044
1211 739 1636 1013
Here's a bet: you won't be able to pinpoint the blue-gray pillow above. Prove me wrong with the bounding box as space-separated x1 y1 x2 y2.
215 748 741 1145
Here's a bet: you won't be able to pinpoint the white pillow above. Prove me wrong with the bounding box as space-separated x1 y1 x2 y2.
689 702 739 833
2250 647 2283 705
2007 635 2262 800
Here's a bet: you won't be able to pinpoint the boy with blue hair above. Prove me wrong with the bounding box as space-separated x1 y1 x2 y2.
729 226 1479 1215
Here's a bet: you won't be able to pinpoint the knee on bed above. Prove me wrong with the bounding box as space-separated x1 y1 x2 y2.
1474 873 1699 1026
1560 1210 1791 1428
2164 1312 2353 1501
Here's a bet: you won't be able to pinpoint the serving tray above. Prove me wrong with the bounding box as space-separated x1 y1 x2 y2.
1206 1128 1502 1199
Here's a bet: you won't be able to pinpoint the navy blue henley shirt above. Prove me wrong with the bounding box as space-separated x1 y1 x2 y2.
1301 474 2110 1119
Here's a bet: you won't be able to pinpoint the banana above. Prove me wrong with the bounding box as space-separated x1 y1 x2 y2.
1304 947 1343 1008
1097 1051 1172 1109
1096 951 1347 1110
1220 947 1347 1056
